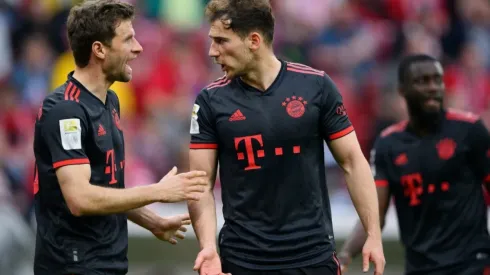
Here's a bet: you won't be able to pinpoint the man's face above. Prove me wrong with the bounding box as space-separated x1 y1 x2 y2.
402 61 445 117
103 20 143 82
208 19 253 80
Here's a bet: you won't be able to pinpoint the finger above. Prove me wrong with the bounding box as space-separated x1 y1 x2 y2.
362 253 369 272
179 225 188 232
186 194 202 201
162 166 177 180
168 238 177 245
175 232 185 240
375 259 385 275
177 213 190 220
188 186 206 194
194 252 204 270
183 170 207 179
181 219 191 226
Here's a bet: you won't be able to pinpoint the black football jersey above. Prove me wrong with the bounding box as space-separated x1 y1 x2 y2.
33 72 127 275
189 60 354 270
371 109 490 274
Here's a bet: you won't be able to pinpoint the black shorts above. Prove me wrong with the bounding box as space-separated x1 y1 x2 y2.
221 256 341 275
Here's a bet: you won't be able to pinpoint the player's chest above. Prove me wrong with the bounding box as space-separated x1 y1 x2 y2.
214 92 321 142
388 133 470 206
389 134 468 177
89 108 124 155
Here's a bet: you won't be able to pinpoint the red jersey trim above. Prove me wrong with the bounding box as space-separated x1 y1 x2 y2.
446 108 479 123
53 158 90 169
380 120 408 138
375 180 389 187
190 143 218 149
329 125 354 140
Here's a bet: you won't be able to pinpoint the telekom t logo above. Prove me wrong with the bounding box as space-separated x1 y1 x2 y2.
234 134 301 170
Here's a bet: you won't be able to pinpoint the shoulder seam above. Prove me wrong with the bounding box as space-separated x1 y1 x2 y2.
63 81 81 103
446 108 479 123
286 61 325 77
380 120 408 138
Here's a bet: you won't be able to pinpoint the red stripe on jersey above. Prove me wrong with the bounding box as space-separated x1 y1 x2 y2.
73 88 80 102
329 125 354 140
332 253 341 275
380 120 408 138
375 180 389 187
190 143 218 149
286 67 325 76
205 75 227 88
33 165 39 195
446 108 479 123
53 158 90 169
286 62 324 74
207 80 231 90
64 82 73 100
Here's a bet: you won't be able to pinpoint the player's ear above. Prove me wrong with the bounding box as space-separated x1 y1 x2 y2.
248 32 261 51
92 41 106 60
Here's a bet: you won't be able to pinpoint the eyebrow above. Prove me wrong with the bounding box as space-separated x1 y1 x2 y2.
124 33 134 41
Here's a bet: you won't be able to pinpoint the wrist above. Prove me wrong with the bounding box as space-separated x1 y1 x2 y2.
200 242 217 251
367 229 382 240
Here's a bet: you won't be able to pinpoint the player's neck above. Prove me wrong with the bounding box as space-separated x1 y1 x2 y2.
240 54 281 92
72 66 113 104
408 110 443 136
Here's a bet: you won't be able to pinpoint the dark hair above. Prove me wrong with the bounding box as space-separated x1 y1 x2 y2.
67 0 135 68
398 54 439 84
205 0 275 45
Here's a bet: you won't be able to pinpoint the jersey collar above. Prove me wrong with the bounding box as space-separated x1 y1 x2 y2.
67 71 108 108
237 59 286 95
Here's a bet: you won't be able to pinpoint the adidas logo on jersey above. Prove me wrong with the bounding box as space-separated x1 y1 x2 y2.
229 109 246 121
98 124 106 136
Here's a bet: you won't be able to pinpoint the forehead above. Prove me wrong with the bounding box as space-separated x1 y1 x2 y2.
208 19 238 38
408 61 443 79
114 20 134 36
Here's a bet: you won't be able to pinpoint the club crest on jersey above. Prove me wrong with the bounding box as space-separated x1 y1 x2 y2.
436 138 457 160
282 96 307 118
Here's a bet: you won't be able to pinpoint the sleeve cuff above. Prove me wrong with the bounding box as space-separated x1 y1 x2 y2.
328 125 355 140
190 143 218 149
375 179 389 187
53 158 90 169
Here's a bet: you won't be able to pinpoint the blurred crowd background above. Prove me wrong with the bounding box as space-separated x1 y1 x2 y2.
0 0 489 274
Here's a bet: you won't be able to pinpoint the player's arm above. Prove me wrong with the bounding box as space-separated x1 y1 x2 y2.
467 119 490 192
328 132 382 239
186 92 220 251
126 207 162 230
188 149 219 250
339 139 392 267
320 74 381 239
321 74 384 273
45 102 207 216
56 165 166 216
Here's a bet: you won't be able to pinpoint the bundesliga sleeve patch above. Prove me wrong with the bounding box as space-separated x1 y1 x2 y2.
59 118 82 150
190 104 200 134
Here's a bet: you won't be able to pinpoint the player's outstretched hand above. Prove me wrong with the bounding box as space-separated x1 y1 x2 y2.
193 247 231 275
362 236 385 275
150 213 191 245
157 166 208 202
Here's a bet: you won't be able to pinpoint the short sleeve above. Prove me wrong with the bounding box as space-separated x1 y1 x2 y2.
321 74 354 141
189 91 218 149
369 137 390 188
467 119 490 184
41 102 90 169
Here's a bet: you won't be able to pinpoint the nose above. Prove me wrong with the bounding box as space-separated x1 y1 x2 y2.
133 38 143 54
208 42 219 58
